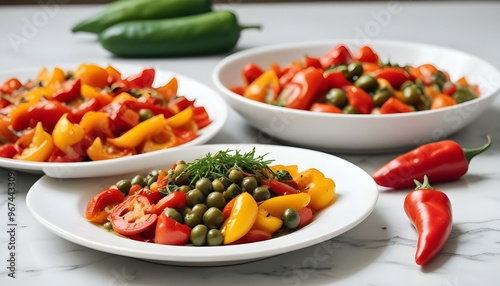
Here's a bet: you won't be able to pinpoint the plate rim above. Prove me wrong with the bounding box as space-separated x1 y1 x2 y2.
26 143 379 266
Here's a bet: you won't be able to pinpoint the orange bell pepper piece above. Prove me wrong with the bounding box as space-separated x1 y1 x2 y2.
430 93 457 110
164 106 193 128
138 124 179 153
243 70 280 103
294 168 335 211
79 111 115 139
14 122 55 162
157 77 178 102
74 64 109 89
251 209 283 234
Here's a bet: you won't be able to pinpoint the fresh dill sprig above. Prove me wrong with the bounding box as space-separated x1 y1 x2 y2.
180 148 275 187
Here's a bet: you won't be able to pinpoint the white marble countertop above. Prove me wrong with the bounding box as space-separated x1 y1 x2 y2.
1 1 499 285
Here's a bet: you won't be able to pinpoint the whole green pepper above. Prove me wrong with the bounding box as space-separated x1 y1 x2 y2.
98 10 261 58
72 0 212 34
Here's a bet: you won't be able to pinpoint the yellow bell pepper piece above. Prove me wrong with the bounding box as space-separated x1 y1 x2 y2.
52 113 85 154
139 124 178 153
164 107 193 128
258 192 311 218
81 84 102 99
270 164 299 178
157 77 178 102
251 209 283 234
295 168 335 211
221 192 258 245
87 137 134 161
15 122 54 162
46 67 66 89
243 70 280 103
107 114 164 149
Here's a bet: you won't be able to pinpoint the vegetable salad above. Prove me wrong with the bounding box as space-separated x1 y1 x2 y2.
85 149 336 246
0 64 210 162
230 44 480 114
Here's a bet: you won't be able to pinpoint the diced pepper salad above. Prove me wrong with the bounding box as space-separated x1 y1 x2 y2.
0 64 211 162
229 44 480 114
85 148 336 246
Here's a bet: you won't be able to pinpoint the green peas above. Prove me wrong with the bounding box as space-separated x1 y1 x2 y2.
401 84 422 105
354 74 379 93
344 62 363 81
163 208 182 223
223 183 242 201
195 177 213 196
186 189 205 207
324 88 347 108
206 192 226 210
343 105 359 114
103 221 113 231
228 168 243 184
453 87 477 103
183 212 202 228
202 207 225 229
178 185 191 193
190 224 209 246
211 178 226 193
191 203 208 216
241 177 258 193
252 186 271 202
282 208 300 229
115 179 131 195
373 87 394 107
207 229 223 246
139 109 154 122
131 175 146 187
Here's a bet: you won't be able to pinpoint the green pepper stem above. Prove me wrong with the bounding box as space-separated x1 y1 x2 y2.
463 135 492 163
239 24 262 31
414 175 433 190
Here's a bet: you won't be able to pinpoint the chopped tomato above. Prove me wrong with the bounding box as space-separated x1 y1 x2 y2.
85 186 125 224
109 195 158 236
154 212 191 245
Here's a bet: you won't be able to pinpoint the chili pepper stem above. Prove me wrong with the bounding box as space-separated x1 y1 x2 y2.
239 24 262 31
414 175 432 190
463 135 492 163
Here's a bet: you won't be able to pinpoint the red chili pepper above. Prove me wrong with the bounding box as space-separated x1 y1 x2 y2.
304 55 322 69
324 70 352 89
354 45 379 63
262 179 300 196
404 176 452 266
372 136 492 189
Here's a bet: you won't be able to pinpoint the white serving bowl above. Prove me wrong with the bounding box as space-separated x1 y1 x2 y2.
212 40 500 153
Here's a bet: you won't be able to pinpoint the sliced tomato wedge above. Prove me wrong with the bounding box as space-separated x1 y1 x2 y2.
154 191 186 215
109 195 158 236
85 186 125 224
154 212 191 245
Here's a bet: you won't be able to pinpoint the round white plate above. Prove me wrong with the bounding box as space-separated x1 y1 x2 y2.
0 64 228 178
26 144 378 266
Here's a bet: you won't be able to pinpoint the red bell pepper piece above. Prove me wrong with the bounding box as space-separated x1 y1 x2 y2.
262 179 300 196
52 79 81 102
168 96 194 114
230 229 272 244
109 195 158 236
320 44 353 69
374 67 410 90
324 70 352 89
153 191 187 215
12 100 72 132
192 106 211 129
124 68 155 90
309 102 343 114
122 100 175 118
379 97 414 114
404 176 452 266
343 85 374 114
0 143 18 158
241 63 264 86
102 101 140 136
71 94 113 123
354 45 379 63
304 55 322 69
372 136 492 189
48 135 92 162
85 186 125 224
276 67 327 110
154 211 191 245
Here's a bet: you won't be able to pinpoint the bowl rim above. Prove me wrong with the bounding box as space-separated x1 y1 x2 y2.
212 39 500 119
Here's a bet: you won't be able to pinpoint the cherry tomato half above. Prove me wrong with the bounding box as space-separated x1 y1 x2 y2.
109 195 158 236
